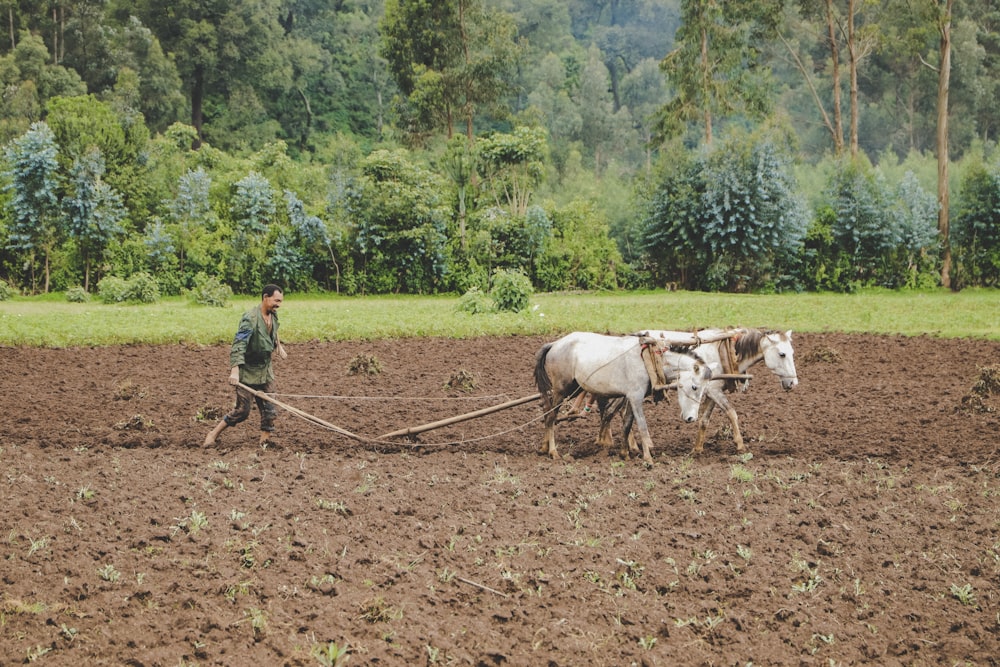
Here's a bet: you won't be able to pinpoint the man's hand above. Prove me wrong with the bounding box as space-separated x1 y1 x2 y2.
277 344 288 360
228 367 240 385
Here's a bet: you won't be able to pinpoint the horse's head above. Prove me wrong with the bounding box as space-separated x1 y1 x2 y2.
762 330 798 391
668 352 713 422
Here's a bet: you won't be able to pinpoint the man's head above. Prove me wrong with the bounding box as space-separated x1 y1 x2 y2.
262 284 284 313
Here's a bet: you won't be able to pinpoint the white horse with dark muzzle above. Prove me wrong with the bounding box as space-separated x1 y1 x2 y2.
534 332 712 464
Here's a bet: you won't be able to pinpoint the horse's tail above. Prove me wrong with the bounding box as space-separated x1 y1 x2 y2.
534 343 554 401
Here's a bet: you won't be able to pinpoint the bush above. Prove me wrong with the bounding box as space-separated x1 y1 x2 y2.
457 287 493 314
65 286 90 302
98 273 160 304
0 280 13 301
490 268 532 313
127 272 160 303
98 276 130 303
190 273 233 307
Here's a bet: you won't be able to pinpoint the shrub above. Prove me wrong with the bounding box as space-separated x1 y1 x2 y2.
457 287 492 314
490 268 532 313
127 272 160 303
97 273 160 304
65 286 89 302
98 276 130 303
0 279 13 301
952 160 1000 287
190 273 233 307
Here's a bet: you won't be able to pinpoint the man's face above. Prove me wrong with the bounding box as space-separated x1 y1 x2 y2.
263 291 283 314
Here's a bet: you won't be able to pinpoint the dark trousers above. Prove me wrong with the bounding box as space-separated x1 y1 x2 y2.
223 382 277 432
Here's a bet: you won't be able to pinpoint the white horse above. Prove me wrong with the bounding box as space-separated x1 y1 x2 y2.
534 332 712 464
600 328 798 455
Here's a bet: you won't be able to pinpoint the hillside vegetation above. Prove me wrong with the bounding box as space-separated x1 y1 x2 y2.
0 1 998 299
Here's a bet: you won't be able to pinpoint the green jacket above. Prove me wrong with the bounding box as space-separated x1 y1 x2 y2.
229 305 279 385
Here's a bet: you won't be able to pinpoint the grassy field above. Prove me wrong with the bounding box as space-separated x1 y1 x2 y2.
1 288 997 347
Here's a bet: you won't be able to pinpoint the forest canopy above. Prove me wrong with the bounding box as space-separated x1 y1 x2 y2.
0 0 997 299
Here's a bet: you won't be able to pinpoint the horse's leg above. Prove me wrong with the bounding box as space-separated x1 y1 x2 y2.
693 386 721 454
612 399 640 457
595 397 616 449
626 397 656 465
539 391 563 459
715 392 745 453
615 402 641 459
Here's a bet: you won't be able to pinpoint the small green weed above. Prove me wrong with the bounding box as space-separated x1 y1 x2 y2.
311 641 350 666
950 583 976 606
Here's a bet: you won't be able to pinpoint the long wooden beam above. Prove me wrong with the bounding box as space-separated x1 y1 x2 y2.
381 393 541 439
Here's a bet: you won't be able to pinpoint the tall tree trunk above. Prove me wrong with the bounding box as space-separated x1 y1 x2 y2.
8 7 14 49
936 0 953 288
701 25 712 146
847 0 859 156
51 7 58 63
826 0 844 155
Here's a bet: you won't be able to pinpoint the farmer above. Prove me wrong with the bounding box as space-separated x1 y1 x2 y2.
204 284 288 447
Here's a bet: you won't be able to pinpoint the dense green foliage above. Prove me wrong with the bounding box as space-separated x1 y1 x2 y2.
0 0 997 298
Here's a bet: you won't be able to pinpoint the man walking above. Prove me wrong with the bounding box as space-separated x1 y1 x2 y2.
204 284 288 447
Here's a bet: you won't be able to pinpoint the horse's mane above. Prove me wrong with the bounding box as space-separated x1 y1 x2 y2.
733 328 764 359
673 347 707 366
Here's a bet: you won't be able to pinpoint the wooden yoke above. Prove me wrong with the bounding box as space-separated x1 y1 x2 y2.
718 335 740 392
638 337 670 394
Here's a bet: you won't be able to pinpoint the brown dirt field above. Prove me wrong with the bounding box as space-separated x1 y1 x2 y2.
2 332 1000 666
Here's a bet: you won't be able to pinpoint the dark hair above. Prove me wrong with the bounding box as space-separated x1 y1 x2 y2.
262 284 283 298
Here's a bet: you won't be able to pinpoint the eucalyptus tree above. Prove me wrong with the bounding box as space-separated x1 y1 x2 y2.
44 94 151 225
576 46 618 176
64 147 127 291
381 0 521 143
821 157 938 288
657 0 782 146
166 167 215 280
2 121 63 293
952 159 1000 287
523 52 582 181
642 128 808 291
274 189 338 291
620 58 668 173
228 171 277 290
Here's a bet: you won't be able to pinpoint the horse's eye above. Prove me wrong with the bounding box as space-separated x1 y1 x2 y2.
779 352 786 358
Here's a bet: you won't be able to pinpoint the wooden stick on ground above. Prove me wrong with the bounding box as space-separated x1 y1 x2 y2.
456 576 509 598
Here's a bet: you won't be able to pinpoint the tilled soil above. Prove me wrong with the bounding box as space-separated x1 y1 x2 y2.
2 332 999 666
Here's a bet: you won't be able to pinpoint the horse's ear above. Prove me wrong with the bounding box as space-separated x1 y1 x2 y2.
785 330 793 339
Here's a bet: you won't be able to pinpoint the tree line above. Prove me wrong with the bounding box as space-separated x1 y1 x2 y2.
0 0 998 300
